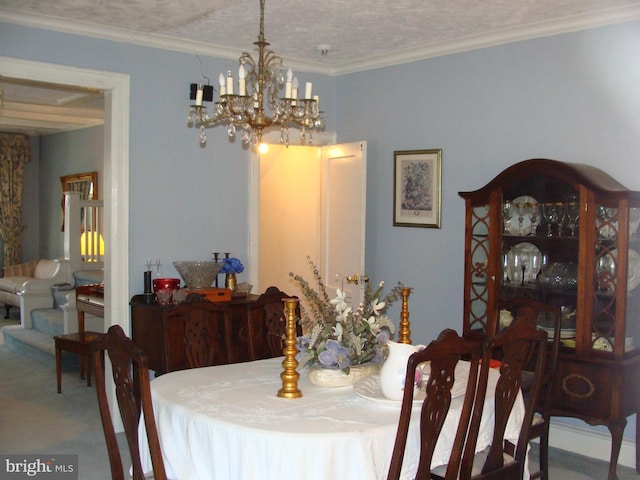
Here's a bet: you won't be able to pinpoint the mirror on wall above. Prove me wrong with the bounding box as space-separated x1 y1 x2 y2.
60 171 98 231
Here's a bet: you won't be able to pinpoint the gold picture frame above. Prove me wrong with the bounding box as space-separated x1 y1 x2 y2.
60 171 98 231
393 149 442 228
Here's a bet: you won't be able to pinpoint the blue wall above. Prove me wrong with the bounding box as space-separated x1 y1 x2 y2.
2 19 640 440
36 126 103 259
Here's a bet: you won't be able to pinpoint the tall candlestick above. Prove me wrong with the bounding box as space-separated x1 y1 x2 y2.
398 287 413 344
278 297 302 398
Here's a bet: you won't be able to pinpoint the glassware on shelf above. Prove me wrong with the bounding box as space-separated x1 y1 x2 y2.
565 198 580 237
542 202 564 237
515 201 529 236
529 202 541 236
502 200 514 234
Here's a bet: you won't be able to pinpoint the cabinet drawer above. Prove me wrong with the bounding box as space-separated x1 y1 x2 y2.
552 359 617 419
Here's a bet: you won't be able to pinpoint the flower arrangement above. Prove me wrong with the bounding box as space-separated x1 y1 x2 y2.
221 257 244 274
290 258 403 373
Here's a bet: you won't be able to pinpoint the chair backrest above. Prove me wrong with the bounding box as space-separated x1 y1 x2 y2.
461 315 548 479
162 297 231 371
498 298 561 409
92 325 167 480
387 329 483 480
257 286 302 358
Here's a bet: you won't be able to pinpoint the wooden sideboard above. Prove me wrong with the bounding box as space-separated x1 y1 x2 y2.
131 286 300 375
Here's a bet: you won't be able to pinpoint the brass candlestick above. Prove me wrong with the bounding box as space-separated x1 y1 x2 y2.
398 287 413 344
277 297 302 398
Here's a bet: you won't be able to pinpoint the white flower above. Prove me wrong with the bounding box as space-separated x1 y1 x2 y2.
366 316 382 335
330 289 348 313
336 306 352 323
370 298 385 314
332 322 343 342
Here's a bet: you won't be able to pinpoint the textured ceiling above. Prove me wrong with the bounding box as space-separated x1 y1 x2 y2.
1 0 640 74
1 0 640 135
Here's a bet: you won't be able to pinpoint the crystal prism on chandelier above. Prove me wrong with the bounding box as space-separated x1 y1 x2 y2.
187 0 326 149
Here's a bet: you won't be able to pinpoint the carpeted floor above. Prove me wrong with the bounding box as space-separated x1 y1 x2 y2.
0 340 637 479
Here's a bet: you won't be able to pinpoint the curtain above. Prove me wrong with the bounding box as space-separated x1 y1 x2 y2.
0 133 30 266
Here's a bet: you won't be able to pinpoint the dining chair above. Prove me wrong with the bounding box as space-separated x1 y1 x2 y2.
162 297 231 371
498 298 562 480
450 314 548 480
257 286 302 358
387 328 483 480
93 325 167 480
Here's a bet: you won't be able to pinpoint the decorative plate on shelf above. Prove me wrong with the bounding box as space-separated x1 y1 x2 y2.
505 195 538 236
506 242 542 284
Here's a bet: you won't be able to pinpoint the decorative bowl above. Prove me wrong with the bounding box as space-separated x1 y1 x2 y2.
173 260 224 290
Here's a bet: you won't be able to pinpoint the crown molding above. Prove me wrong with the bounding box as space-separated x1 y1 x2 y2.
2 4 640 77
332 4 640 75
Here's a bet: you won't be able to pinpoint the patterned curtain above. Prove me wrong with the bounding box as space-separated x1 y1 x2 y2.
0 134 30 266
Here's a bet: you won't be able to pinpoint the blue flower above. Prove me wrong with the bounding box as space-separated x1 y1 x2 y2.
318 339 351 369
221 257 244 274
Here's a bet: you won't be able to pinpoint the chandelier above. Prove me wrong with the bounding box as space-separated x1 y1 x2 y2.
187 0 326 149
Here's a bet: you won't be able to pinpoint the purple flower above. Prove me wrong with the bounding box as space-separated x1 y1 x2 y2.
318 339 351 369
376 329 391 344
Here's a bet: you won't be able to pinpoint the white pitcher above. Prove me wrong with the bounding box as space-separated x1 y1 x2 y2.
379 340 426 401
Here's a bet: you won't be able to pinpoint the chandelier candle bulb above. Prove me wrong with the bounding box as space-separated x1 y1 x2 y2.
292 77 299 99
195 85 203 106
226 71 233 95
218 73 226 96
238 64 247 96
285 68 293 98
313 95 319 108
305 82 312 99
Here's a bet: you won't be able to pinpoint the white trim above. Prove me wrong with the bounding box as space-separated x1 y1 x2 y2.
545 419 636 470
0 55 130 431
2 5 640 76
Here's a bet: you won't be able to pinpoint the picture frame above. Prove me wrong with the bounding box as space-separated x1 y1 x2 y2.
393 149 442 228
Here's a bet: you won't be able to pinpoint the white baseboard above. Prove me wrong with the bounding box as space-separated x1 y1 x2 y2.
541 420 636 470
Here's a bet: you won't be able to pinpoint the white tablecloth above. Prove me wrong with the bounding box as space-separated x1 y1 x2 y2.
139 357 524 480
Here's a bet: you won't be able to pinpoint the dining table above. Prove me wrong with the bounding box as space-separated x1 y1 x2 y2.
138 356 526 480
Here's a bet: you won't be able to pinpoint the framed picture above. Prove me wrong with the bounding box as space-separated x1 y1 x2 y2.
393 149 442 228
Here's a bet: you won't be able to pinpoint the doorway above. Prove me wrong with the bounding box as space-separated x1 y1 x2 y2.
0 56 130 333
250 140 367 309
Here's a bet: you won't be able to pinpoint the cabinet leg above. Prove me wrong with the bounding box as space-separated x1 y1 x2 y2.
607 420 626 480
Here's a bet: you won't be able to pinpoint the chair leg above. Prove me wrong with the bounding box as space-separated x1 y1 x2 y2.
55 342 63 394
539 421 550 480
85 354 92 387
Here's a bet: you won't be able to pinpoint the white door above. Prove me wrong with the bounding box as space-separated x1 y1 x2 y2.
255 141 367 308
319 142 367 307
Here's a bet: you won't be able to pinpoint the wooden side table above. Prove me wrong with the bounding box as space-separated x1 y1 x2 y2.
54 284 104 393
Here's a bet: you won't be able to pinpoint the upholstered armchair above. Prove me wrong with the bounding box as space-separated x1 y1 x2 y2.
0 258 72 327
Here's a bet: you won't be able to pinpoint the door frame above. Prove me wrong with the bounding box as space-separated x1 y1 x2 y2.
0 57 130 335
248 131 337 289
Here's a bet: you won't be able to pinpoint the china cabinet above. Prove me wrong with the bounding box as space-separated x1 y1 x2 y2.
459 159 640 480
